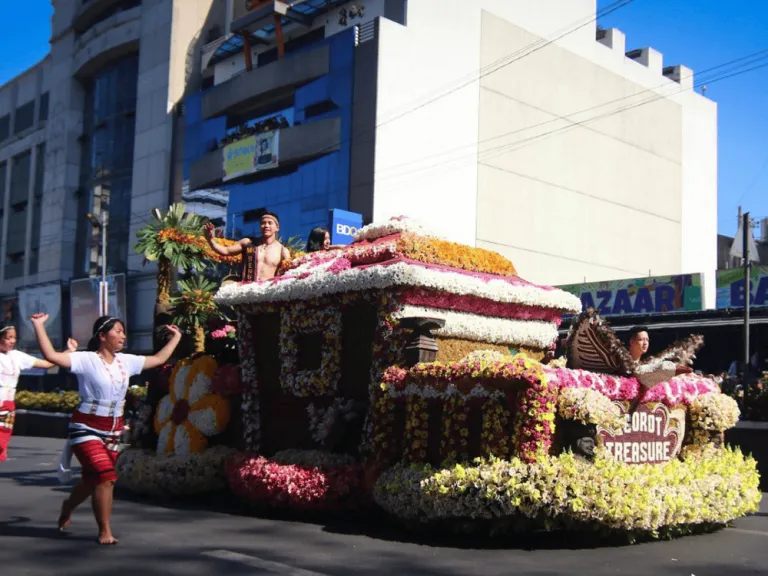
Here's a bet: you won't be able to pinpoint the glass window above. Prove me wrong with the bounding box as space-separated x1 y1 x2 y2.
39 92 49 123
78 54 139 275
0 162 6 220
10 151 31 206
4 252 24 280
29 144 45 275
0 115 9 142
13 101 35 135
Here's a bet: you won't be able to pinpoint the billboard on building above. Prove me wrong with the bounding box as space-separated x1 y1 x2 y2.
716 266 768 309
70 274 127 348
558 274 703 317
17 283 63 350
222 131 280 181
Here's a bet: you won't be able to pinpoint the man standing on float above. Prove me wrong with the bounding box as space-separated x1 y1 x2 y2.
204 210 290 282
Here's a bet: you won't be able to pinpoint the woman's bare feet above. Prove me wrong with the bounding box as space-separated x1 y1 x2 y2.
58 500 72 531
97 532 118 545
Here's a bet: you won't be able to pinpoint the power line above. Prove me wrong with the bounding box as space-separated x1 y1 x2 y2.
372 49 768 178
369 53 768 185
738 152 768 206
376 0 638 129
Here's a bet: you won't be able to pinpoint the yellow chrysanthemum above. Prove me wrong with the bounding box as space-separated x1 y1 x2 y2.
154 356 231 455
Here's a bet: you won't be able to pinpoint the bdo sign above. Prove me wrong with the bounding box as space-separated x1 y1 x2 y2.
329 209 363 246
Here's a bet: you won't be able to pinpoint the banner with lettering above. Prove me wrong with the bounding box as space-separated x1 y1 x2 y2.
715 266 768 309
222 131 280 181
558 274 703 317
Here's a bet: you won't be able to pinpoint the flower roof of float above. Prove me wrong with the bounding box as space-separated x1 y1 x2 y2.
214 217 582 313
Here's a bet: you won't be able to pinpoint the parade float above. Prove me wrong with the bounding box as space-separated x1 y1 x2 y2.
117 216 760 540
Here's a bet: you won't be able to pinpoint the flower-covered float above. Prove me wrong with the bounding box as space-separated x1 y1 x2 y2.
120 216 759 539
116 355 237 497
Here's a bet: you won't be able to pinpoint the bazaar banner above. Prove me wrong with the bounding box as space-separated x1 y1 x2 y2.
222 131 280 181
558 274 703 317
716 266 768 309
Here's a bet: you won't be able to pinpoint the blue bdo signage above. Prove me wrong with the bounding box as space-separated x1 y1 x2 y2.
329 209 363 246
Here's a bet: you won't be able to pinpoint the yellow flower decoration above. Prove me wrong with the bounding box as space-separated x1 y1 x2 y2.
154 356 231 455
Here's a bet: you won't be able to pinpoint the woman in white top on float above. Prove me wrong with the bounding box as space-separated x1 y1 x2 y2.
31 313 181 545
0 321 76 463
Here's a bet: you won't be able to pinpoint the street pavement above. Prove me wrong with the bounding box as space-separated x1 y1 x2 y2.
2 436 768 576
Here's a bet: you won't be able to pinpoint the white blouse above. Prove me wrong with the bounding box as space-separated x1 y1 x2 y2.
69 352 146 404
0 350 37 403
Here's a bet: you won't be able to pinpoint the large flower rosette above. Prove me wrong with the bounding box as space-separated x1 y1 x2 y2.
154 355 231 454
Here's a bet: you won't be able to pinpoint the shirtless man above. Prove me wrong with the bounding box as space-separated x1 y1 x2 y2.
204 211 290 282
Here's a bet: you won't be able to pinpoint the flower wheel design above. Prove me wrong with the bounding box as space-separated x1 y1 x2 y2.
154 355 231 455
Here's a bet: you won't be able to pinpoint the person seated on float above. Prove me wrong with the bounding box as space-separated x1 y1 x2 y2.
628 325 692 376
628 326 650 363
203 210 290 282
305 226 345 253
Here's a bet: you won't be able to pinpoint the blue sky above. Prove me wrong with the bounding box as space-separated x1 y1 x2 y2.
597 0 768 236
0 0 766 237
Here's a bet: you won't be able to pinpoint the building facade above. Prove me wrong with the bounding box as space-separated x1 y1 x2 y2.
2 0 720 351
0 58 50 291
186 0 718 305
0 0 229 351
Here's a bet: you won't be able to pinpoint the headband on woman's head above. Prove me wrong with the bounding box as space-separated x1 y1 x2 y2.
94 317 118 335
0 326 13 334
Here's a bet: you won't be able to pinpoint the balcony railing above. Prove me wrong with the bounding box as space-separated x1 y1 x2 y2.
201 44 329 120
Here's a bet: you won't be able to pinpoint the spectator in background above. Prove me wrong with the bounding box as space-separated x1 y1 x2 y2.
306 226 345 253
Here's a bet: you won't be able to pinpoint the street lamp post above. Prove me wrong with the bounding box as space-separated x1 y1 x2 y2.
87 211 109 316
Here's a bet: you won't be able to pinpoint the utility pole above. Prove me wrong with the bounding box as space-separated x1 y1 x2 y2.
743 211 751 403
87 211 109 316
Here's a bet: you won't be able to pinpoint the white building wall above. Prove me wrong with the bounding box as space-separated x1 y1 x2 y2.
372 4 483 246
680 94 718 309
475 10 683 286
371 0 717 305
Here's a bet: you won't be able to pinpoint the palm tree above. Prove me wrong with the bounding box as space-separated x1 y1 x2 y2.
170 276 223 352
134 204 209 311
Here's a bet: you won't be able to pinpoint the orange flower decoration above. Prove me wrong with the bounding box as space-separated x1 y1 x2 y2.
397 234 516 276
157 228 242 264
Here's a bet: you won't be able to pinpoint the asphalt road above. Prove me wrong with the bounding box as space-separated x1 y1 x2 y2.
2 436 768 575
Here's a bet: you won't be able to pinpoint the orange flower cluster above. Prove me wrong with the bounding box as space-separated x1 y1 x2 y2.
397 234 516 276
157 228 242 264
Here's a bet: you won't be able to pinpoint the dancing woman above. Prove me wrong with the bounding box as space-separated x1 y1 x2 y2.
0 321 76 462
31 313 181 545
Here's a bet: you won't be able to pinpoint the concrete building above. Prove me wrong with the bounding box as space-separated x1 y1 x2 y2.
3 0 720 350
0 0 228 350
186 0 718 306
0 58 50 290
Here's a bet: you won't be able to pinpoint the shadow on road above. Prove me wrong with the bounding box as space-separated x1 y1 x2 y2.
0 516 92 542
0 468 77 490
110 487 729 551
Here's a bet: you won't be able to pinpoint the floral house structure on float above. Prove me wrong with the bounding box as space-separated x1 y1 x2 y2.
118 217 760 540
